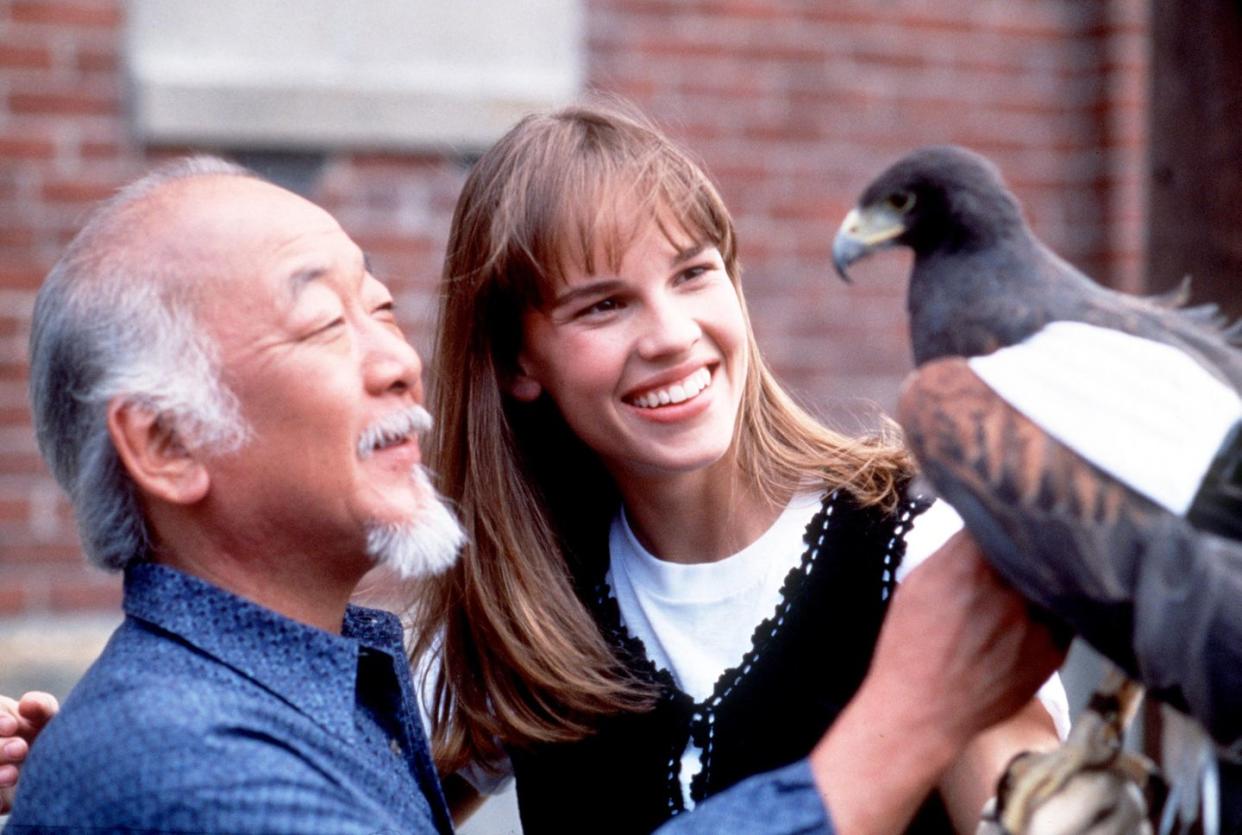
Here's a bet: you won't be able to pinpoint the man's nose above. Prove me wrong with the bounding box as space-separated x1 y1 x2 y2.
636 297 701 361
363 321 424 402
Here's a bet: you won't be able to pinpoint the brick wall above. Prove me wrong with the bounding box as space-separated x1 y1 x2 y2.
0 0 1151 618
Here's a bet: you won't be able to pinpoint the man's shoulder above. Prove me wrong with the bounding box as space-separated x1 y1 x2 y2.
7 636 360 833
61 615 272 717
11 618 298 803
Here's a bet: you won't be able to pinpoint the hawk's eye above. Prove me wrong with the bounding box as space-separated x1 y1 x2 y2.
886 191 915 213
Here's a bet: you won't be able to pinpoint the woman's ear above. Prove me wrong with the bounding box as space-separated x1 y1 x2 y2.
107 400 210 506
505 353 544 402
507 372 543 402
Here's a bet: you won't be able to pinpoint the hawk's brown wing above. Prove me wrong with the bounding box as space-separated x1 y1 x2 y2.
897 358 1242 750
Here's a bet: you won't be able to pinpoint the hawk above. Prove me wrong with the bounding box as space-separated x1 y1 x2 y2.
832 145 1242 833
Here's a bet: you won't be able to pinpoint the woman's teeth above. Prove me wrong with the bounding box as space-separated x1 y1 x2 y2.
630 367 712 409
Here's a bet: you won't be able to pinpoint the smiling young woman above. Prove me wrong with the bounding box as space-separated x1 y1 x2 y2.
412 100 1066 834
509 213 749 501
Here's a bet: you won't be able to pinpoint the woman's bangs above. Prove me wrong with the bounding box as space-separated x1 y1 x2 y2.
485 121 734 311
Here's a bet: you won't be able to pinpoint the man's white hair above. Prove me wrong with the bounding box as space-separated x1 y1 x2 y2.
365 467 466 580
357 406 465 579
28 156 254 570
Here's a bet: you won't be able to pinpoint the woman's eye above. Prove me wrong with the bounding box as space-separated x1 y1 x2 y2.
677 265 711 284
579 298 620 318
373 300 397 320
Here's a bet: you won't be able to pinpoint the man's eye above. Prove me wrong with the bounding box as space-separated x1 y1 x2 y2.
373 301 397 319
310 318 345 338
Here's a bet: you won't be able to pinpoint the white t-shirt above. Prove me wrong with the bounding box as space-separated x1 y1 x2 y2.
606 494 1072 810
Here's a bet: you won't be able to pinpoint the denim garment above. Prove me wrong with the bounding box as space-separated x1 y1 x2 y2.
655 759 834 835
5 563 453 835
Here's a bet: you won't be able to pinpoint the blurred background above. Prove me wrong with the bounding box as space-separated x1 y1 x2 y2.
1 1 1239 831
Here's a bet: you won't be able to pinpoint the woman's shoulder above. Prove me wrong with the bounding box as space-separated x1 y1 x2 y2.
895 498 964 582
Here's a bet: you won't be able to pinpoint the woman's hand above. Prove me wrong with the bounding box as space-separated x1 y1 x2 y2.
0 691 59 814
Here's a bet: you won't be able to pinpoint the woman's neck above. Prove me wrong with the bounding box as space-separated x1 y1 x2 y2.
614 457 787 565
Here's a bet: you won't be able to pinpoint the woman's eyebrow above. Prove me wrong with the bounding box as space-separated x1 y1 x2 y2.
670 243 708 266
550 278 625 309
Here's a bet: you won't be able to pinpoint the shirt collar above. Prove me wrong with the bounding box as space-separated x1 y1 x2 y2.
122 563 407 732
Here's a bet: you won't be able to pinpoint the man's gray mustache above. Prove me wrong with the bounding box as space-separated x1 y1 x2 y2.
357 405 433 459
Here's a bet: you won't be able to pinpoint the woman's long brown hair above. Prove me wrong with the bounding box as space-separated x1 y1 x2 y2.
412 98 914 776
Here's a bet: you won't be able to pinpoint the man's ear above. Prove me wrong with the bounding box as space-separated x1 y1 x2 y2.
107 400 209 505
506 358 543 402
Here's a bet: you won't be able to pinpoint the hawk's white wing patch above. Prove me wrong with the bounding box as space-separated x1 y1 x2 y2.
968 321 1241 516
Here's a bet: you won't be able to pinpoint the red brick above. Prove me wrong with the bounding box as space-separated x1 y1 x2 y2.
48 575 122 611
0 225 37 247
0 43 55 70
0 135 56 160
350 232 438 260
0 540 80 564
0 585 29 616
0 497 31 522
40 177 121 204
0 449 44 476
79 139 123 160
8 87 119 117
0 263 47 289
10 1 122 28
346 151 444 172
73 44 118 74
0 406 34 425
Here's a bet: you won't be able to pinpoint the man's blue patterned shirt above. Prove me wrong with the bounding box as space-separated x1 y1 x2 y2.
5 562 453 834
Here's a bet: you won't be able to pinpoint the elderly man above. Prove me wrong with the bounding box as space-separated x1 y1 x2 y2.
5 157 467 833
3 158 1063 834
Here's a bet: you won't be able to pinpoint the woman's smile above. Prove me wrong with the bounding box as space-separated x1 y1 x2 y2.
625 366 713 409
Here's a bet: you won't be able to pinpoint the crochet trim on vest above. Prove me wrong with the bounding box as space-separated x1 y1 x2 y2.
588 488 932 814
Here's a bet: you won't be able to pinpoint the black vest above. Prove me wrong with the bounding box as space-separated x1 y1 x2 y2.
510 489 955 834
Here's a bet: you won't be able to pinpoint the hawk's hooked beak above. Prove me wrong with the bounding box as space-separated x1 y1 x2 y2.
832 205 907 283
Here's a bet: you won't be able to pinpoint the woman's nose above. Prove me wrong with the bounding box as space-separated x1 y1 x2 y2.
636 297 701 361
